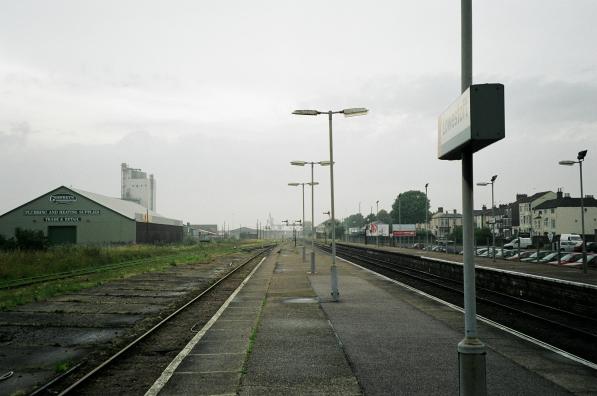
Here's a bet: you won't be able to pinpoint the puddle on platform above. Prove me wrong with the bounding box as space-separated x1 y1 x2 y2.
282 297 319 304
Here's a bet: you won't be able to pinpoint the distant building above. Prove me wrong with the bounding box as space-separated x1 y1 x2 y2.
121 163 156 211
532 190 597 238
0 186 182 245
430 207 462 240
473 203 514 239
517 191 556 235
194 224 218 234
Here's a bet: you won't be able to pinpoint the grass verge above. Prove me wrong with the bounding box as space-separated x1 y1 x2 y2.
0 241 266 310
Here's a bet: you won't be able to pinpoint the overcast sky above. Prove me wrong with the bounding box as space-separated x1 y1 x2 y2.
1 1 596 228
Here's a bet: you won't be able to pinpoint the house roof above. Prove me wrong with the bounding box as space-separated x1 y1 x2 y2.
518 191 554 204
535 196 597 209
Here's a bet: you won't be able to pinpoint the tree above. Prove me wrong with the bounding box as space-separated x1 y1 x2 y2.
449 225 463 243
475 227 492 245
376 209 392 224
364 213 377 224
344 213 365 228
390 190 430 225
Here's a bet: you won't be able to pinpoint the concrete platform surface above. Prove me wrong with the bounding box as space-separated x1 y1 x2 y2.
151 243 597 395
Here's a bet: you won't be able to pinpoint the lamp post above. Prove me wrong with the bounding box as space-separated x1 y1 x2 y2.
376 200 380 247
425 183 429 247
559 149 588 273
323 211 331 244
291 160 327 273
477 175 498 261
398 193 402 248
293 107 368 302
288 182 306 261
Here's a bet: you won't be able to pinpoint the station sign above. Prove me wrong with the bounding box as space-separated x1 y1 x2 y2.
438 83 505 160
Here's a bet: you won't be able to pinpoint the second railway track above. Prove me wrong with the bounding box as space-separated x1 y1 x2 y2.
26 245 275 396
319 242 597 366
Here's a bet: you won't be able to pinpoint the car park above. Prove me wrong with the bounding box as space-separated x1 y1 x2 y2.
559 233 583 252
506 251 534 261
572 254 597 267
587 242 597 253
521 251 551 262
549 252 583 265
504 237 533 249
538 252 563 263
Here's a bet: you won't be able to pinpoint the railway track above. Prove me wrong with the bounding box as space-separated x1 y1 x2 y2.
28 245 275 395
318 242 597 365
1 244 273 291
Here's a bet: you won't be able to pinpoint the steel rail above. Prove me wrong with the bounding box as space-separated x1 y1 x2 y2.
319 243 597 343
29 245 274 396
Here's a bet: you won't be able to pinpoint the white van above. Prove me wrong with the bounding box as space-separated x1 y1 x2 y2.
504 237 533 249
559 234 583 252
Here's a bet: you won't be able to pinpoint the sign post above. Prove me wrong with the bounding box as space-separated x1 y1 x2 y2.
438 2 505 395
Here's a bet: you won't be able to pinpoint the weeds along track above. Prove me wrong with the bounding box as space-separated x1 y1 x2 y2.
0 243 274 290
28 245 274 396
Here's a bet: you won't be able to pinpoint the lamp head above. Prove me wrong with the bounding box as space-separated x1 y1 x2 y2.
318 160 332 166
477 182 489 186
425 183 429 188
558 160 575 166
307 182 319 186
578 150 587 161
288 182 300 186
291 160 306 166
293 109 320 116
342 107 368 117
491 175 498 182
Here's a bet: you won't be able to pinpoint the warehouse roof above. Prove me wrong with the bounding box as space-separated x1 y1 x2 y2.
0 186 182 227
71 187 182 226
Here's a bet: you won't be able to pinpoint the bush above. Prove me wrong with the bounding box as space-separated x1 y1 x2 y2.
14 228 49 251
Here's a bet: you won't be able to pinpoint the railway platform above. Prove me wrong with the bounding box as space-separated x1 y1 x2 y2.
150 243 596 395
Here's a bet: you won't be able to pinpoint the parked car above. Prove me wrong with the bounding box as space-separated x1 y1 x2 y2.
521 251 551 262
549 252 583 265
504 237 533 249
499 249 517 259
412 243 425 249
506 251 534 261
538 252 563 263
574 241 597 253
559 233 583 252
475 248 488 256
572 254 597 267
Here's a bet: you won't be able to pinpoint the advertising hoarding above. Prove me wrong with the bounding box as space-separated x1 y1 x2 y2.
366 223 389 237
392 224 416 237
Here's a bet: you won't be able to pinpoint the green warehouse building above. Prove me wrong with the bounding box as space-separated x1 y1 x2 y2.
0 186 183 245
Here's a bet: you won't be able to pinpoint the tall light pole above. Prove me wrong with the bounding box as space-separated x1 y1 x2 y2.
425 183 429 247
477 175 498 261
398 193 402 248
291 160 326 273
559 149 588 274
288 182 306 261
376 200 380 247
293 107 368 302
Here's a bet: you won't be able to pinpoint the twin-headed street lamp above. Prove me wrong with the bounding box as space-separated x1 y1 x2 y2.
425 183 429 247
477 175 498 261
291 160 327 273
288 182 307 261
559 149 588 274
293 107 368 302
